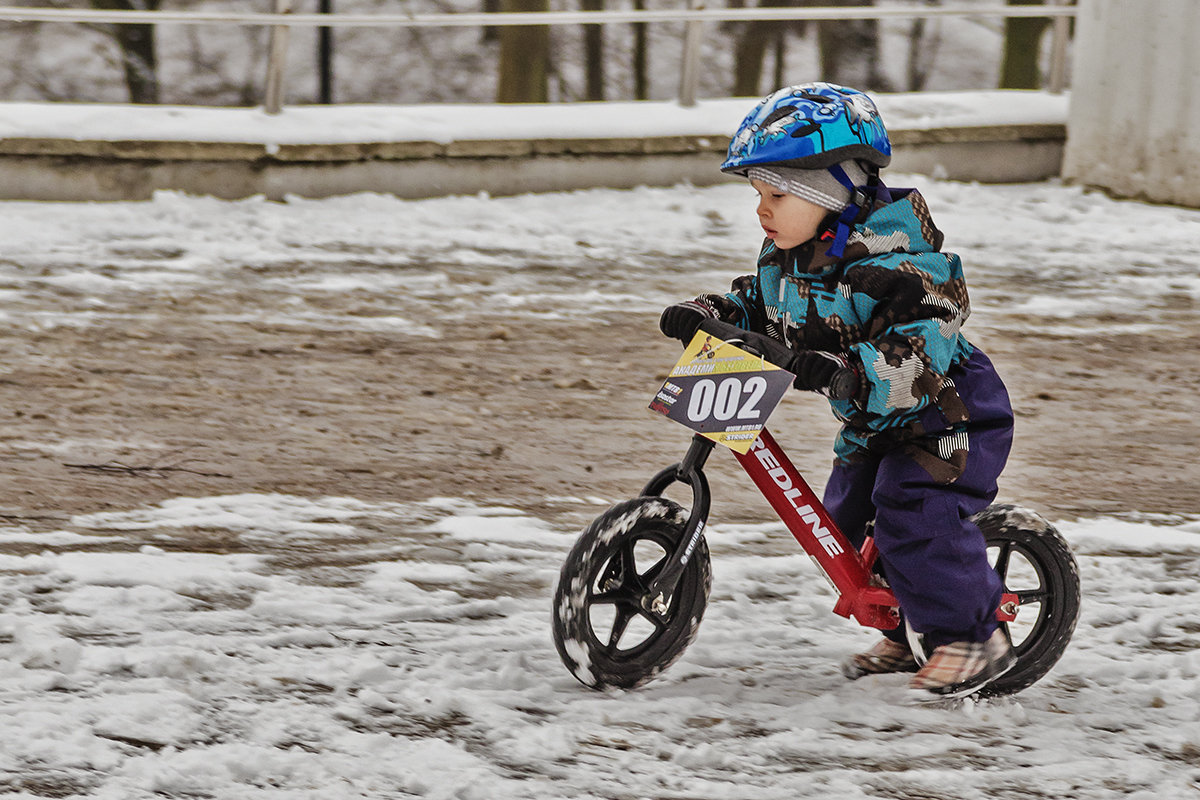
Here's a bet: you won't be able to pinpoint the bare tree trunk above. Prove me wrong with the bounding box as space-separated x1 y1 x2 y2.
732 0 888 96
817 0 889 91
731 0 796 97
732 24 767 97
482 0 500 43
496 0 551 102
1000 0 1051 88
92 0 160 104
771 26 786 90
631 0 648 100
318 0 333 104
581 0 604 100
906 18 926 90
903 1 951 91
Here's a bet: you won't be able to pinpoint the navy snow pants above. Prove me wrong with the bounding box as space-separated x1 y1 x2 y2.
823 350 1014 650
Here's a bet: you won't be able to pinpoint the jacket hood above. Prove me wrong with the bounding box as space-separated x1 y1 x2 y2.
847 188 944 257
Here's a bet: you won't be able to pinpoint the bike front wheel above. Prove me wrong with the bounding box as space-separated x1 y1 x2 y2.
552 497 712 691
976 503 1081 696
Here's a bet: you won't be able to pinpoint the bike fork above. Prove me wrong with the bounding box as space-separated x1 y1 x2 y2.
638 434 715 614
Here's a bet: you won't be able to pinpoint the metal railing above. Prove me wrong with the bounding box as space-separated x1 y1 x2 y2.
0 2 1077 113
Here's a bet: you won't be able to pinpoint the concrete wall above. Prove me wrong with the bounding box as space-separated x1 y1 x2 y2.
1063 0 1200 207
0 124 1066 203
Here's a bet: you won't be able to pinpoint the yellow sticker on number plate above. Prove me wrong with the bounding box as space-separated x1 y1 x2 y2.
648 330 793 454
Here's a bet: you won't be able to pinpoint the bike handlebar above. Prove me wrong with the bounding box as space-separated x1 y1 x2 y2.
696 318 858 401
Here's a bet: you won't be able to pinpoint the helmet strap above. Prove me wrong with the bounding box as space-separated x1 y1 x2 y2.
824 163 863 259
864 167 892 204
823 162 889 259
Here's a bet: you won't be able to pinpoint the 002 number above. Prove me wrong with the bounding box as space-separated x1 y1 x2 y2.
685 376 768 423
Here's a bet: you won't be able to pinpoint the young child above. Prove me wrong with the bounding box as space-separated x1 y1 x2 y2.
659 82 1016 700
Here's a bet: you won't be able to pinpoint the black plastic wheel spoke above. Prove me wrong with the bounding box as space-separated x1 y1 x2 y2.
1016 588 1050 605
594 543 639 600
590 588 622 604
639 550 670 584
597 559 623 593
604 605 638 653
992 540 1013 579
639 605 670 631
617 540 644 587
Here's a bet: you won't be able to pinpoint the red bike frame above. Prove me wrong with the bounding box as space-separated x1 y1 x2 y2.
734 428 1018 630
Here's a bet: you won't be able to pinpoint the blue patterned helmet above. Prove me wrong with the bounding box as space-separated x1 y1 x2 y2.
721 82 891 175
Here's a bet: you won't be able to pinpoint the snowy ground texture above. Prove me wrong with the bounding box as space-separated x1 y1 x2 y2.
3 497 1200 799
1 178 1200 798
0 176 1195 338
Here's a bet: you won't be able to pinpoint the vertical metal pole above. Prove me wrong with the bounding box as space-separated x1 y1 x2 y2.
677 0 705 107
264 0 294 114
1047 0 1071 94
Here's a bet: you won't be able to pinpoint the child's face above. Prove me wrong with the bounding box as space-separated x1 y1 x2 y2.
751 179 830 250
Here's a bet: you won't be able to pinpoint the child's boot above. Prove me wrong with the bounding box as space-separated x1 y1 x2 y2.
841 637 918 680
908 628 1016 700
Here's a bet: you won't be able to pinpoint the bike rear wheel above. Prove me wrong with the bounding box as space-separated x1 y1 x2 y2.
552 497 712 690
975 503 1081 696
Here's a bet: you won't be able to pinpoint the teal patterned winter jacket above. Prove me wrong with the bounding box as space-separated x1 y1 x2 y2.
707 189 976 464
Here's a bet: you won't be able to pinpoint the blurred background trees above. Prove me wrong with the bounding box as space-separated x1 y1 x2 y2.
0 0 1071 105
999 0 1065 89
90 0 162 103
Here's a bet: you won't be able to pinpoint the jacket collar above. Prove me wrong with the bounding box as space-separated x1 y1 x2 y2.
757 188 937 278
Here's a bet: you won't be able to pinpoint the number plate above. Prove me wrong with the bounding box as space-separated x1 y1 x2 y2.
649 330 794 453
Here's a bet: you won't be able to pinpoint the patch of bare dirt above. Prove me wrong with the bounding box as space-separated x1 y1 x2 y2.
2 309 1197 532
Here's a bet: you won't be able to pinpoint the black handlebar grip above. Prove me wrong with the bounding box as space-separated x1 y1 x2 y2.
698 318 860 401
827 368 859 401
696 318 795 369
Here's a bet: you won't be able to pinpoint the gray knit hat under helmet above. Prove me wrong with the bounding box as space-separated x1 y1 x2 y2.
746 161 869 212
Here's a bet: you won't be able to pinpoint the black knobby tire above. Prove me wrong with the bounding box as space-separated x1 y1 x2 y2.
552 497 712 690
974 503 1081 696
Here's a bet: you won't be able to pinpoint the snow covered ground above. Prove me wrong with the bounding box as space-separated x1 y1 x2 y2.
2 178 1200 798
3 496 1200 798
0 175 1195 337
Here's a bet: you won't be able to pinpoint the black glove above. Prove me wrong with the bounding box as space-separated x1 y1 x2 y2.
659 300 718 343
788 350 860 400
